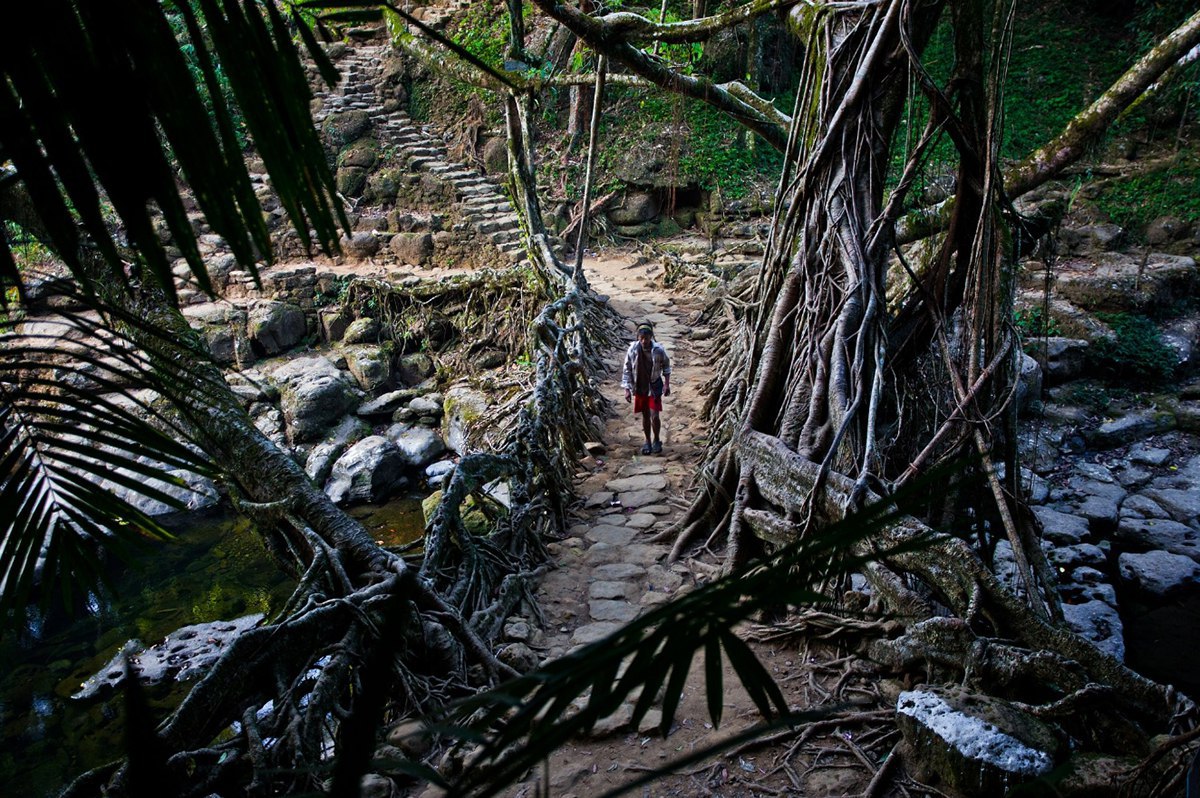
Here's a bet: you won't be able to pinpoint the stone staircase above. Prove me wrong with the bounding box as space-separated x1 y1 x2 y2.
313 40 529 268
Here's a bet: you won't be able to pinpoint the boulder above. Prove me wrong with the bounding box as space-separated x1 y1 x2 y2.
272 356 360 444
1084 408 1175 450
338 137 379 169
1117 550 1200 601
1120 493 1169 519
324 435 408 504
1141 487 1200 527
323 109 372 147
389 232 434 265
896 687 1059 796
343 317 381 344
481 136 509 176
341 231 380 259
1057 223 1124 255
336 166 368 198
104 463 219 517
1033 506 1091 545
357 388 420 418
442 385 489 454
183 303 249 364
1015 353 1042 415
1062 600 1125 662
397 352 435 386
1055 252 1198 314
1025 337 1088 384
342 344 394 392
385 422 447 468
1114 516 1200 561
1145 215 1186 246
425 458 455 487
304 415 369 486
497 642 540 673
1160 317 1200 370
608 191 660 225
247 300 306 356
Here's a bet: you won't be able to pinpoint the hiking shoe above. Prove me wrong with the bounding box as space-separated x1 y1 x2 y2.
651 441 662 454
641 443 652 455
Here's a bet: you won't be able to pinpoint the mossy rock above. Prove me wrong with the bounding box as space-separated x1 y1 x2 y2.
323 110 371 148
337 166 368 198
338 137 380 169
421 490 494 535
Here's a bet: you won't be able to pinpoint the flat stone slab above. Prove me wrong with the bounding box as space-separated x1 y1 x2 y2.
622 543 668 563
585 490 615 508
584 543 625 566
607 474 668 493
593 563 647 580
586 524 638 546
589 581 636 600
625 513 657 529
640 504 673 515
590 599 640 623
618 489 665 509
571 622 623 646
617 463 665 478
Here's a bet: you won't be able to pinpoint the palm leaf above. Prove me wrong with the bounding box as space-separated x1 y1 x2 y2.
433 476 939 797
0 0 346 298
0 308 216 636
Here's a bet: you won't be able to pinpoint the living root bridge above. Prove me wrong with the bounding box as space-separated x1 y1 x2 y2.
724 429 1195 732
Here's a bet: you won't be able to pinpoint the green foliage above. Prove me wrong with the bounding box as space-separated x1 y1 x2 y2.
1014 306 1062 338
164 2 249 151
1089 312 1178 383
1004 6 1128 160
1091 152 1200 237
453 8 509 67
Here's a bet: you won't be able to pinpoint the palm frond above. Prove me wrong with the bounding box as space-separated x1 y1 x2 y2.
0 302 217 635
0 0 346 299
422 482 936 797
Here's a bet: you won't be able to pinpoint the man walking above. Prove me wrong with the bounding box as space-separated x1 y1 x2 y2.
622 322 671 454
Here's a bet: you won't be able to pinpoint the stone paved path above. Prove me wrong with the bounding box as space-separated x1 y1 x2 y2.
523 252 715 733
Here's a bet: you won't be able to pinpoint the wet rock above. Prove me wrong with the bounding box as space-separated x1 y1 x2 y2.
497 642 540 673
1085 409 1175 450
897 687 1059 796
343 317 381 344
1115 517 1200 561
1141 487 1200 527
305 415 370 486
325 435 408 504
1033 506 1091 545
1117 550 1200 601
342 344 394 392
75 614 264 699
384 422 447 468
424 458 455 487
1026 338 1088 384
273 356 360 444
1062 600 1125 661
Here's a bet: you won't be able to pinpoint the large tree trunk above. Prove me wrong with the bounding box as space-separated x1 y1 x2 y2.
668 0 1196 748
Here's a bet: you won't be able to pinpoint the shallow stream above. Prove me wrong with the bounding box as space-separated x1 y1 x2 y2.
0 499 425 797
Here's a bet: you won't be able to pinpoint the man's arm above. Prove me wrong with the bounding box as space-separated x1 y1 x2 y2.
621 344 634 401
660 346 671 396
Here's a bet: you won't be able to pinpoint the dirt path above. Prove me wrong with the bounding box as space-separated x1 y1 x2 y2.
482 251 818 798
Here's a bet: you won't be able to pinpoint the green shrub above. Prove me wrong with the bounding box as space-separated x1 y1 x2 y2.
1091 153 1200 238
1014 306 1061 338
1088 312 1177 383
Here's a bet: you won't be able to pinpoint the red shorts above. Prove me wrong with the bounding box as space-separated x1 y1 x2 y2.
633 393 663 413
